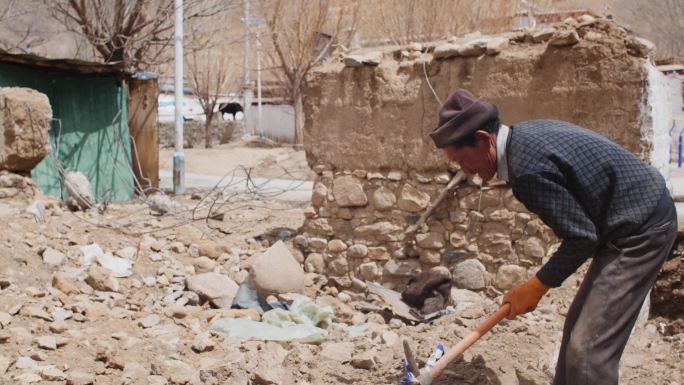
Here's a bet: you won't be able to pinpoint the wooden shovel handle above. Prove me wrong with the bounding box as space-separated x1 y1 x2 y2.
429 303 511 380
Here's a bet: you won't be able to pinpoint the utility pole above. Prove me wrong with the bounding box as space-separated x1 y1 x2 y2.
256 29 263 142
242 0 252 134
173 0 184 194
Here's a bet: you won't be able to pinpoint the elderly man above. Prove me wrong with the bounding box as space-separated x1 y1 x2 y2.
430 89 677 385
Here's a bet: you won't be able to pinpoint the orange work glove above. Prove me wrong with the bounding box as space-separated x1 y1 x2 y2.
501 276 550 320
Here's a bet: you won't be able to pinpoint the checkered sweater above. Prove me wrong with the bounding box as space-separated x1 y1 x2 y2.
507 120 666 287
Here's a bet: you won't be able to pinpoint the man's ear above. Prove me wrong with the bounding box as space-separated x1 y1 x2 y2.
473 130 491 145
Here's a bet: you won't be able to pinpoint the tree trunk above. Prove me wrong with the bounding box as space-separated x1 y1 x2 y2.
293 89 305 148
205 112 214 148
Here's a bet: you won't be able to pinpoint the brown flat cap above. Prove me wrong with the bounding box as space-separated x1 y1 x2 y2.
430 89 499 148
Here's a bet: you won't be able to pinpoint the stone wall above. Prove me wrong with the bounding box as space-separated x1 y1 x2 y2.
298 18 671 293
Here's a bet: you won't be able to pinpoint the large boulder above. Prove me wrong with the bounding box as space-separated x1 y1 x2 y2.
0 87 52 172
250 240 305 297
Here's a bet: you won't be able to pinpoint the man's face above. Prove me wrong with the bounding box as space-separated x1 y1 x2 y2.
442 130 497 182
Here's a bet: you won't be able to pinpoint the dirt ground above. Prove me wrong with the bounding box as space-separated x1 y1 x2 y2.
159 140 315 181
0 147 682 385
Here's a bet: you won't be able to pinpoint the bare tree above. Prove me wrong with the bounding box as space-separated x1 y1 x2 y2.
187 46 240 148
48 0 238 70
260 0 359 146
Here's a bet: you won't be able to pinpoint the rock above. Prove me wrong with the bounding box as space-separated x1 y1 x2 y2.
52 274 80 294
549 30 580 46
416 232 445 250
384 259 420 277
198 240 227 259
327 239 347 253
154 359 196 385
343 54 379 67
523 237 546 259
308 237 327 251
382 330 399 346
293 235 308 250
192 256 216 273
42 247 66 267
205 308 260 322
0 87 52 172
15 356 38 370
49 321 69 334
192 333 215 353
170 242 185 253
397 184 430 212
123 362 149 382
85 265 120 292
354 221 402 242
320 342 353 362
304 253 325 274
359 262 379 280
0 311 12 330
328 256 349 275
433 43 460 59
186 272 239 303
371 187 396 210
347 244 368 259
452 259 487 290
251 240 305 297
532 28 555 43
311 182 328 207
486 37 508 54
351 350 377 370
626 37 655 58
458 38 488 56
304 218 334 236
0 354 9 375
147 193 177 214
138 314 161 328
583 31 603 41
368 246 390 261
22 305 53 321
496 265 527 290
332 175 368 207
67 370 95 385
36 335 57 350
419 250 441 265
64 171 95 210
147 375 168 385
578 14 595 24
40 367 67 381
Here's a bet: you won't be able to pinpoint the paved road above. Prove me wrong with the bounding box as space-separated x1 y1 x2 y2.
159 170 313 203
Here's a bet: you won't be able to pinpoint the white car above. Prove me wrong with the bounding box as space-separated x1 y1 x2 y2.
158 94 206 122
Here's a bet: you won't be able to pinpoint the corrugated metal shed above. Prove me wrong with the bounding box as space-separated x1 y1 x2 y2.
0 50 135 202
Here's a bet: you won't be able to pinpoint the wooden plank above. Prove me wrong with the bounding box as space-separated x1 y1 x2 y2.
127 78 159 192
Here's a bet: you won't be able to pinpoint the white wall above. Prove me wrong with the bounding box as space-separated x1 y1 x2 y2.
645 63 683 190
246 104 295 143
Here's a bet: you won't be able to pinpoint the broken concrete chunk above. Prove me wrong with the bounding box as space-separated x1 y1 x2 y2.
250 240 305 297
549 30 580 47
0 87 52 172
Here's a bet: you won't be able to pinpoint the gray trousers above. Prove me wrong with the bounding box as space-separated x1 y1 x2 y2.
553 197 677 385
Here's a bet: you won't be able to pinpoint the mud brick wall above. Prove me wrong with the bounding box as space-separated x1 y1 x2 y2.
297 19 672 292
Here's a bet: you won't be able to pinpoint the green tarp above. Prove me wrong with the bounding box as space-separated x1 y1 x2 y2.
0 61 134 201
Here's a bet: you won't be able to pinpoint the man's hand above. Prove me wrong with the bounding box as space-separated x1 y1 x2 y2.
501 276 550 320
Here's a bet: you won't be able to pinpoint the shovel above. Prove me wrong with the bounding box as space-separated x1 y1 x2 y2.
402 303 511 385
